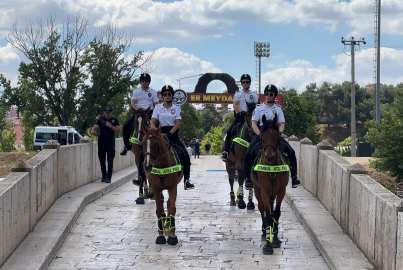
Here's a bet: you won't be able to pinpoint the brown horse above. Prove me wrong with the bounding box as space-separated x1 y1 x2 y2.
223 102 256 209
142 126 184 245
130 106 153 204
250 113 289 255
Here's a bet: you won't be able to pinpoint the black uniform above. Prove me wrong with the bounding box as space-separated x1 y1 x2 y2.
97 116 120 177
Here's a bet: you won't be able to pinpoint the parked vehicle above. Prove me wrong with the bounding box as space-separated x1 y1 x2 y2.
33 126 83 150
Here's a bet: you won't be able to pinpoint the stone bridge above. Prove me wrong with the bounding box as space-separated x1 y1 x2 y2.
0 136 401 269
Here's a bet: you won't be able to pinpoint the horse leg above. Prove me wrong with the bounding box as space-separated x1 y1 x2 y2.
226 161 236 206
235 167 246 209
166 186 178 246
259 183 274 255
254 186 266 240
247 189 255 210
272 191 285 248
154 187 166 244
145 178 155 200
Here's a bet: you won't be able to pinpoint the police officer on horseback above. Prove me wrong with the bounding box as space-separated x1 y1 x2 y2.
221 74 259 161
135 85 195 190
120 73 159 156
243 84 301 188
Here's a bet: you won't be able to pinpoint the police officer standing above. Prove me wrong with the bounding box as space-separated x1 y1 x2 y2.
120 73 159 155
91 106 121 183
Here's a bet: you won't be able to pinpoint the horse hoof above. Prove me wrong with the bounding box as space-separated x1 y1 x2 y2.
238 200 246 209
263 243 274 255
155 236 166 244
167 236 178 246
230 200 236 206
247 201 255 210
272 236 282 248
135 197 145 204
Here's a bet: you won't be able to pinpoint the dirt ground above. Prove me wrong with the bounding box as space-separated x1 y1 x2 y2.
0 152 38 178
344 157 403 195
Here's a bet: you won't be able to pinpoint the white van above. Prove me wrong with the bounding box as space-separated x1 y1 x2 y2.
33 126 83 150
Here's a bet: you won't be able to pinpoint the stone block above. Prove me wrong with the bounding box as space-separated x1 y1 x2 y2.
375 193 401 270
317 141 335 150
11 161 33 173
43 140 60 150
0 190 4 266
299 145 318 196
396 212 403 270
299 137 313 145
79 136 93 144
288 135 298 141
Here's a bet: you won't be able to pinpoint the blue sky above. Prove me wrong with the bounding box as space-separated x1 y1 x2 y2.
0 0 402 94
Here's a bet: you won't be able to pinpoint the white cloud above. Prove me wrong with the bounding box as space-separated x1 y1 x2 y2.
140 47 222 91
0 43 21 84
262 47 403 92
0 0 402 42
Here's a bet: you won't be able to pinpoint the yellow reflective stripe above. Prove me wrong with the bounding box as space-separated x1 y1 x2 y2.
150 164 183 175
223 134 227 141
233 137 250 148
129 137 140 144
253 164 289 172
266 226 274 243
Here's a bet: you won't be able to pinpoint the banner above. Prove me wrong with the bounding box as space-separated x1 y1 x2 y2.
157 92 282 106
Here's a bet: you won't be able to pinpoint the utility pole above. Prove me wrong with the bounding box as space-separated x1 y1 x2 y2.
341 37 366 157
374 0 381 124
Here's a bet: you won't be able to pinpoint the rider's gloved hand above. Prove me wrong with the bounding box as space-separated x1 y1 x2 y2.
166 132 172 140
279 131 283 136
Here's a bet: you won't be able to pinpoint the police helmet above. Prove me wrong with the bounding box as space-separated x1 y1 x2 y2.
161 85 175 96
264 84 278 97
140 73 151 82
240 74 252 82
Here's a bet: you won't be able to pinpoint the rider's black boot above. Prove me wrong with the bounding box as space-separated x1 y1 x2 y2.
132 175 144 186
120 147 128 156
292 176 301 188
221 151 228 161
184 179 195 190
101 174 107 182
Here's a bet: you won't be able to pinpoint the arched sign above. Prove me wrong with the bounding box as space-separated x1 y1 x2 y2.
157 73 282 106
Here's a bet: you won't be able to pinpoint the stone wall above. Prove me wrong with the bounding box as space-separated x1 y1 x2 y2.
0 138 135 267
292 137 403 270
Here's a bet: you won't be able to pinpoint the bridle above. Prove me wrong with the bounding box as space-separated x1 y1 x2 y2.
142 134 170 167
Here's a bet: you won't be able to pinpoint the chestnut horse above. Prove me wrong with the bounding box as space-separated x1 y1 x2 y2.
130 107 153 204
142 126 184 245
250 114 289 255
223 102 256 209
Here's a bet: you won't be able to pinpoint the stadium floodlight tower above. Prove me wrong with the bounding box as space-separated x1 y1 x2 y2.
254 42 270 95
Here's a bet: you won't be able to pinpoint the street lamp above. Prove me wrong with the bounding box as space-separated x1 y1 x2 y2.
177 74 204 89
254 42 270 95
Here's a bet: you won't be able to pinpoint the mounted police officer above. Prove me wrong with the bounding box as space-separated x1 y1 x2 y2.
134 85 195 190
221 74 259 161
91 106 121 183
243 84 301 188
120 73 159 155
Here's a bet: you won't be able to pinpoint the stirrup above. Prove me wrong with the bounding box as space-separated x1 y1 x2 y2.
132 175 143 186
221 151 228 161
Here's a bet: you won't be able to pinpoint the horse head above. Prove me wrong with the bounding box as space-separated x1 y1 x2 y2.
132 106 151 144
260 113 280 164
245 102 256 136
142 126 168 173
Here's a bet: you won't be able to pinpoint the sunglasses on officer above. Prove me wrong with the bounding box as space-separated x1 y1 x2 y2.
265 92 275 97
140 80 150 83
163 93 172 97
241 81 250 84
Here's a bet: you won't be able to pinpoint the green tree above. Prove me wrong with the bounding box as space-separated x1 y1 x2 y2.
179 103 200 138
224 112 235 128
201 126 224 155
365 86 403 181
4 16 149 135
199 104 223 134
280 88 320 144
20 111 36 151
